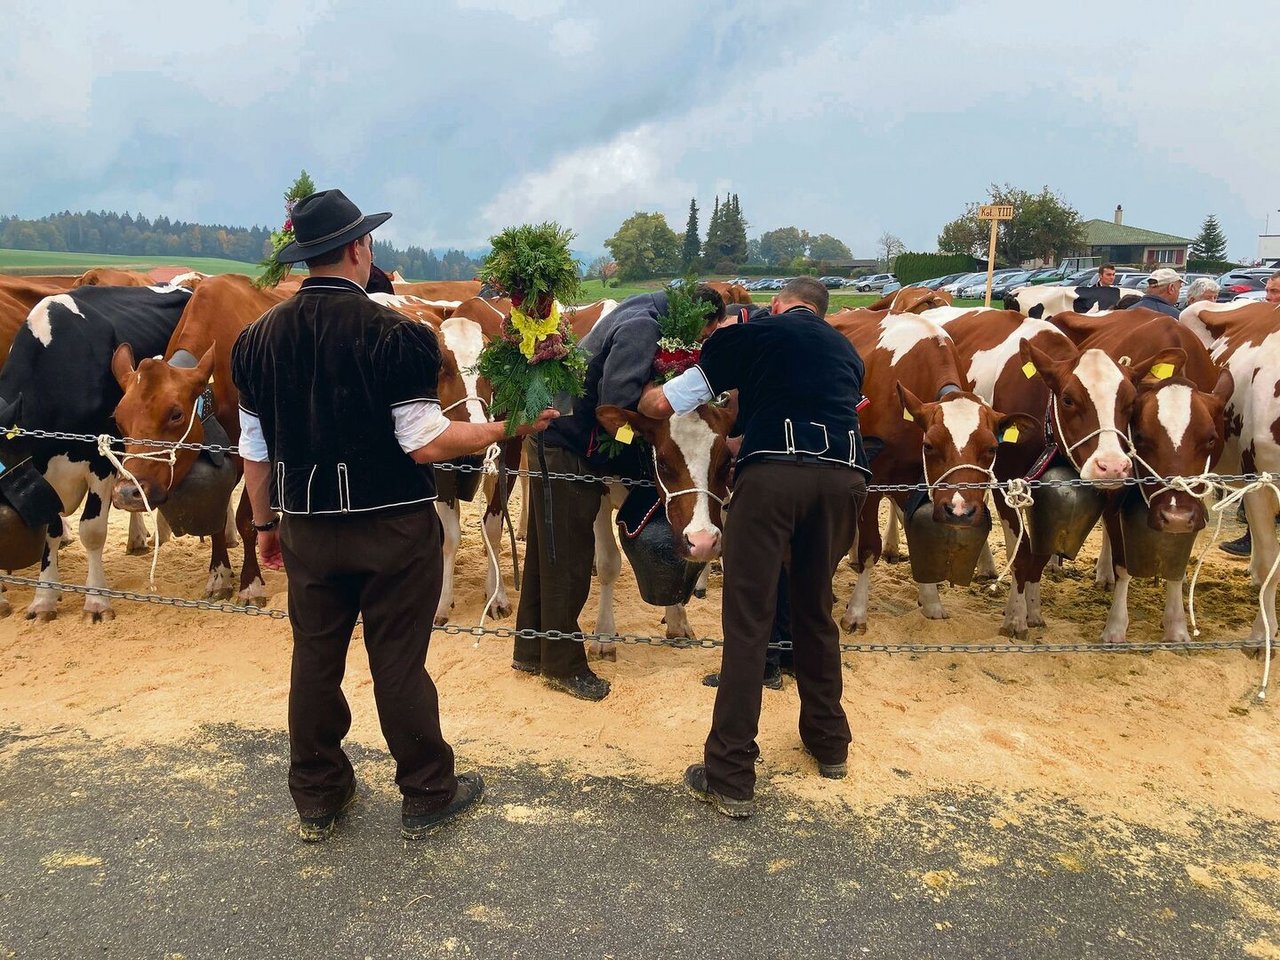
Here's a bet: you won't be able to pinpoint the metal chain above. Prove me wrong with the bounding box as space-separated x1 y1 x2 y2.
3 423 1271 495
0 572 1263 655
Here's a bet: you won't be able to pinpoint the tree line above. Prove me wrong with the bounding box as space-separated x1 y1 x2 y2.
602 194 856 282
0 210 484 281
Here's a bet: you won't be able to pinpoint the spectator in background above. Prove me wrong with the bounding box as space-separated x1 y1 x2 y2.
1184 277 1220 306
1095 263 1117 287
1125 267 1182 318
1268 271 1280 303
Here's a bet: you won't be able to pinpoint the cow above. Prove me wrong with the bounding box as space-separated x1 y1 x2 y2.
109 274 294 605
1179 300 1280 650
72 268 155 288
929 307 1167 637
827 309 1038 632
0 284 192 620
392 279 483 301
1004 285 1143 319
866 286 954 313
595 399 738 652
704 282 753 306
1050 309 1231 641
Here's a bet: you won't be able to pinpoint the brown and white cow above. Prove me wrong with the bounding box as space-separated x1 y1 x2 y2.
866 286 954 314
929 308 1161 637
110 274 291 603
391 279 483 301
704 281 753 306
1180 300 1280 649
829 310 1038 632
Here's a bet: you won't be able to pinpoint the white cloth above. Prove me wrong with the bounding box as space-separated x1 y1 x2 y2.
237 400 449 462
662 366 715 415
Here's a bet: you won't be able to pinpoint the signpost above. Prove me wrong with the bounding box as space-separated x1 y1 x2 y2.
978 204 1014 307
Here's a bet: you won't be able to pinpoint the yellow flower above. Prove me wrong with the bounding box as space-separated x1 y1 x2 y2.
510 302 562 359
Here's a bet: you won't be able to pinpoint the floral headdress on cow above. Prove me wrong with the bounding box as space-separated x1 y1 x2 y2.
473 222 588 433
254 169 317 288
653 278 715 383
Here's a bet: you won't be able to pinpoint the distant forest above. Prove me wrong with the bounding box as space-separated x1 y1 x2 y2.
0 210 484 280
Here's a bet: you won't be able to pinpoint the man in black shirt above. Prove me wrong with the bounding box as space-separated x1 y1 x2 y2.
640 277 868 817
233 189 556 842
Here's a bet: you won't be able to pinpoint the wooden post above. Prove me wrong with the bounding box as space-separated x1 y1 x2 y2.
977 204 1015 307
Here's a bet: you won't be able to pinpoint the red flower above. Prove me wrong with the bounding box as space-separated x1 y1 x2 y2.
283 218 293 233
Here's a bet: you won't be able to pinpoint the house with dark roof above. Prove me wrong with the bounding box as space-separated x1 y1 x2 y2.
1075 205 1192 267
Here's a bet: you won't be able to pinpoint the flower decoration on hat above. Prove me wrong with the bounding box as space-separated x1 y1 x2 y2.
652 277 714 383
255 169 317 288
473 222 589 433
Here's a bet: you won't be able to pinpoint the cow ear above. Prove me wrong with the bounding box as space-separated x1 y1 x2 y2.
1207 368 1234 410
994 411 1041 445
196 344 216 384
1019 340 1073 392
895 382 928 429
111 343 137 390
1128 347 1187 382
596 404 663 443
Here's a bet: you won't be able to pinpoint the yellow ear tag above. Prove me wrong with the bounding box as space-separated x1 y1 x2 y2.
1022 361 1037 379
615 423 635 444
1001 425 1019 444
1149 362 1175 380
902 408 914 422
5 427 17 440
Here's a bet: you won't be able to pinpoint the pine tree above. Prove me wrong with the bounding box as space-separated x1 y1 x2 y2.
680 197 701 272
724 194 748 265
1191 214 1227 262
702 195 723 267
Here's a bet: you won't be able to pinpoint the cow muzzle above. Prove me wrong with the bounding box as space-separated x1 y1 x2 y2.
684 527 722 562
1148 491 1205 535
112 478 168 511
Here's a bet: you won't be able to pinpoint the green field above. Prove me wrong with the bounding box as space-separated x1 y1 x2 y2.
579 278 989 311
0 248 259 276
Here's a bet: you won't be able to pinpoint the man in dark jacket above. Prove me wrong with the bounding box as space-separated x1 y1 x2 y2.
1125 268 1183 318
233 189 556 842
640 277 868 817
514 287 726 701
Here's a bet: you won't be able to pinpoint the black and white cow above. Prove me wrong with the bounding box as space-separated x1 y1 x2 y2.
0 284 191 621
1005 285 1142 319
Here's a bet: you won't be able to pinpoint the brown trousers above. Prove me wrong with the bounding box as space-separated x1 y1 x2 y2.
705 461 866 800
280 506 457 818
514 439 605 678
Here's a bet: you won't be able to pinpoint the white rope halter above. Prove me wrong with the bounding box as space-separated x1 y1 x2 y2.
96 396 202 591
1051 393 1130 475
651 448 728 509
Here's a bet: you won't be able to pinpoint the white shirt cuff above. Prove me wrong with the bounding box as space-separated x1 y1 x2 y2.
237 408 269 462
662 366 714 415
393 400 450 453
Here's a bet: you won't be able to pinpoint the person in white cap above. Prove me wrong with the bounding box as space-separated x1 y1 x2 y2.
1124 268 1183 318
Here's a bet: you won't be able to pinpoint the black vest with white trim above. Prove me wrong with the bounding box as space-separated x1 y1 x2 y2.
696 305 870 473
231 277 440 515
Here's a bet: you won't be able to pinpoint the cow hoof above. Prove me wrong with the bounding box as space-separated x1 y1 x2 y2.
666 628 693 641
1094 576 1115 590
883 551 902 564
26 608 57 622
0 602 10 619
126 540 152 556
206 586 234 601
588 640 617 661
998 623 1026 640
82 608 115 624
1028 614 1046 629
693 587 707 600
485 601 512 620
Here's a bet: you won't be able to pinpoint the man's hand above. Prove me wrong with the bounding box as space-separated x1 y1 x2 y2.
257 528 283 571
638 382 674 420
515 408 560 436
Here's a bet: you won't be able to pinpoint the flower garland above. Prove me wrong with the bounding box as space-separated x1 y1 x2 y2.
255 169 316 288
652 279 714 383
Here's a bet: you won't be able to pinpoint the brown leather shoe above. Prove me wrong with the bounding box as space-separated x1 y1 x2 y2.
683 764 754 818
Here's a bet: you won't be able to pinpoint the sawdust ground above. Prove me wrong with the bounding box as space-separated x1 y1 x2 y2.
0 495 1275 837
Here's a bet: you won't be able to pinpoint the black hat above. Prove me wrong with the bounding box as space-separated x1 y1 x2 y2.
274 189 391 264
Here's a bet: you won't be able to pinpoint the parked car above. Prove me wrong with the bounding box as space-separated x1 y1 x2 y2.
920 272 967 291
991 270 1034 299
1025 266 1066 285
1216 268 1274 302
1050 269 1100 287
855 273 897 292
940 271 988 295
956 271 1018 299
1118 273 1151 289
1232 289 1268 302
818 276 846 289
880 279 902 296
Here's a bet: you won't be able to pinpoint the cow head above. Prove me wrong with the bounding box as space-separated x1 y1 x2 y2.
596 401 737 562
434 316 490 426
109 343 216 510
1020 341 1188 489
897 384 1039 524
1128 368 1233 533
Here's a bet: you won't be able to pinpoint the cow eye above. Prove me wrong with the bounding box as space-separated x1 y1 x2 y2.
922 441 935 455
169 408 184 424
1061 393 1075 408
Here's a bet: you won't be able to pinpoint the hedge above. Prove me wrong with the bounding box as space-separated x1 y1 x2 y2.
894 252 979 286
1187 258 1241 275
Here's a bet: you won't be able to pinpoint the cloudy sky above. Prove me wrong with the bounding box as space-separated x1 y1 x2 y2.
2 0 1277 262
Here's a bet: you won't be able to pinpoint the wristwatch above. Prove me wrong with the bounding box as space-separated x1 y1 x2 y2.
252 514 280 532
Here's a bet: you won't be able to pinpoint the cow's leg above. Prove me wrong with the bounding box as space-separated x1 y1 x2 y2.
693 564 710 600
156 511 172 547
1100 568 1132 644
126 511 151 554
664 603 694 640
434 500 462 626
26 535 63 621
591 492 620 660
997 501 1046 639
223 500 241 550
1094 527 1115 588
234 489 266 606
1026 579 1045 629
916 582 946 619
974 542 998 581
482 508 512 619
77 474 115 623
1244 489 1280 649
1161 577 1189 643
882 503 903 563
841 492 881 633
203 529 234 599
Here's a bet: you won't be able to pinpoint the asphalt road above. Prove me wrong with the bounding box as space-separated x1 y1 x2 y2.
0 723 1275 959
